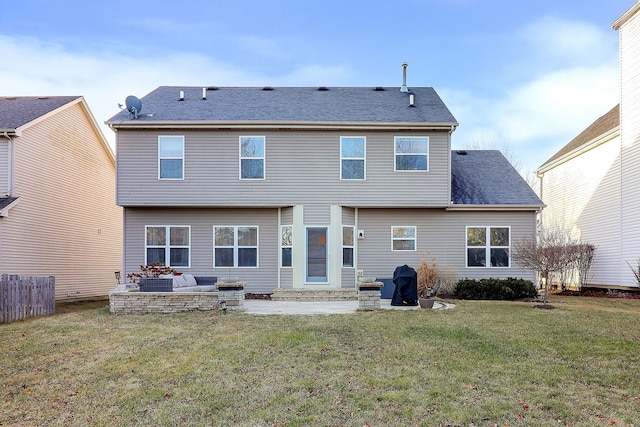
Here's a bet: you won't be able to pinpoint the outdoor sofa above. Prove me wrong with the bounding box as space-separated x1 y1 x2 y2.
139 274 217 292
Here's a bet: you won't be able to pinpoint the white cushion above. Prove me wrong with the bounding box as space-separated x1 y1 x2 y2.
183 274 198 287
173 275 188 288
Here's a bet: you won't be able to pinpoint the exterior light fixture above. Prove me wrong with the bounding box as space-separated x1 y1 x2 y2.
115 271 121 284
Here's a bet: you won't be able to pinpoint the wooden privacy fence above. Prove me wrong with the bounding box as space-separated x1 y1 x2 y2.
0 275 55 324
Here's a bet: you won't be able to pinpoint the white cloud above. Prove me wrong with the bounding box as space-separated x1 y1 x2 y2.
519 16 617 64
0 35 352 149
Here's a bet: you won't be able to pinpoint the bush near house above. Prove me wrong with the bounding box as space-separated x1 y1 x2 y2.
455 277 537 300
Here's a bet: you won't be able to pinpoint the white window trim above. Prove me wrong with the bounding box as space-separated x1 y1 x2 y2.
465 226 511 268
158 136 185 180
281 225 293 268
394 136 429 172
239 136 266 180
391 226 417 251
213 226 260 268
340 136 366 180
145 225 191 268
305 226 329 284
342 226 355 267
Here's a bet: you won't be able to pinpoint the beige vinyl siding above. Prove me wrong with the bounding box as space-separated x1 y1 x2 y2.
1 102 122 300
539 136 622 287
117 129 452 208
304 205 330 224
124 208 279 293
620 10 640 287
355 208 536 283
0 139 8 195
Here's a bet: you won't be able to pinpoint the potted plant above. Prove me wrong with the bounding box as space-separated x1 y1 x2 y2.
416 252 438 309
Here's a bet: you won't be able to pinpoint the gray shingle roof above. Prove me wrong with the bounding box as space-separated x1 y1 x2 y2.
0 96 80 130
538 104 619 170
107 86 458 125
451 150 543 206
0 197 18 210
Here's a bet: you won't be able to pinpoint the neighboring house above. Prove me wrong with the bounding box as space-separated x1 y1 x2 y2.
107 84 542 294
0 96 122 300
537 1 640 289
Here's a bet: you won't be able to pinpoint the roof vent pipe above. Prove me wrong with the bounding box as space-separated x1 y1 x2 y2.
409 93 415 107
179 90 184 101
401 62 409 92
202 88 206 100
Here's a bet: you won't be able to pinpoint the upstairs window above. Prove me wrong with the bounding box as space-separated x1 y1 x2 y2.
466 226 510 267
158 136 184 179
214 226 259 267
240 136 265 180
395 136 429 171
341 137 365 180
392 226 416 251
145 225 190 267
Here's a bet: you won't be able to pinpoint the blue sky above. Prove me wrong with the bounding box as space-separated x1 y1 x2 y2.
0 0 633 175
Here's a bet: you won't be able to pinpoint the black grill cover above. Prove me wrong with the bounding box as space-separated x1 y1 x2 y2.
391 264 418 306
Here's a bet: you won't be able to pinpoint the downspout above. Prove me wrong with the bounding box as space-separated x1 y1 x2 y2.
2 132 13 197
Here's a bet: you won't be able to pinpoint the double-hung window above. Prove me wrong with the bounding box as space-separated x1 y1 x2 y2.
240 136 265 180
466 226 510 267
145 225 190 267
343 226 355 267
281 225 292 268
395 136 428 171
214 226 259 267
158 136 184 179
392 226 417 251
341 137 365 180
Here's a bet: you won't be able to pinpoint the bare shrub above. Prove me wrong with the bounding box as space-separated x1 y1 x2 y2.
513 227 596 301
127 263 176 284
432 267 457 297
416 252 439 298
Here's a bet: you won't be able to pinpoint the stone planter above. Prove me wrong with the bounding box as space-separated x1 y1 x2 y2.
418 297 435 309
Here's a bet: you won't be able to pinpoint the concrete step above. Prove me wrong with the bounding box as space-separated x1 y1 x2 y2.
271 288 358 301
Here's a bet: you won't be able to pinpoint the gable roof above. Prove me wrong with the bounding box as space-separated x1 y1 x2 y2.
0 197 19 217
612 0 640 29
0 96 80 132
451 150 543 207
538 104 619 172
0 95 115 164
107 86 458 128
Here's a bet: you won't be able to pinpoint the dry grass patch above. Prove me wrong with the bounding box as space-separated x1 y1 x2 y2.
1 296 640 426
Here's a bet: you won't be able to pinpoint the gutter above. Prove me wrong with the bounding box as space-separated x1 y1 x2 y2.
446 204 545 212
106 120 460 132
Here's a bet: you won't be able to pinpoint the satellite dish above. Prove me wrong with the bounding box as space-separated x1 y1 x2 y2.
125 95 142 119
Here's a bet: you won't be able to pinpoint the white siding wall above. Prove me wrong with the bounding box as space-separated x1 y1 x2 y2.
1 103 122 300
539 136 622 286
117 129 452 207
620 9 640 287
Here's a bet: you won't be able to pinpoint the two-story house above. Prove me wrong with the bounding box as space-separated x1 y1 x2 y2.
537 1 640 289
0 96 122 300
107 84 543 294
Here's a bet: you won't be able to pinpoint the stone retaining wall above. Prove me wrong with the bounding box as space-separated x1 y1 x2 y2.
109 282 246 315
109 291 220 315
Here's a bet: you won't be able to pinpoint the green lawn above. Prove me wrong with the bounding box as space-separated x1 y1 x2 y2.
1 296 639 426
